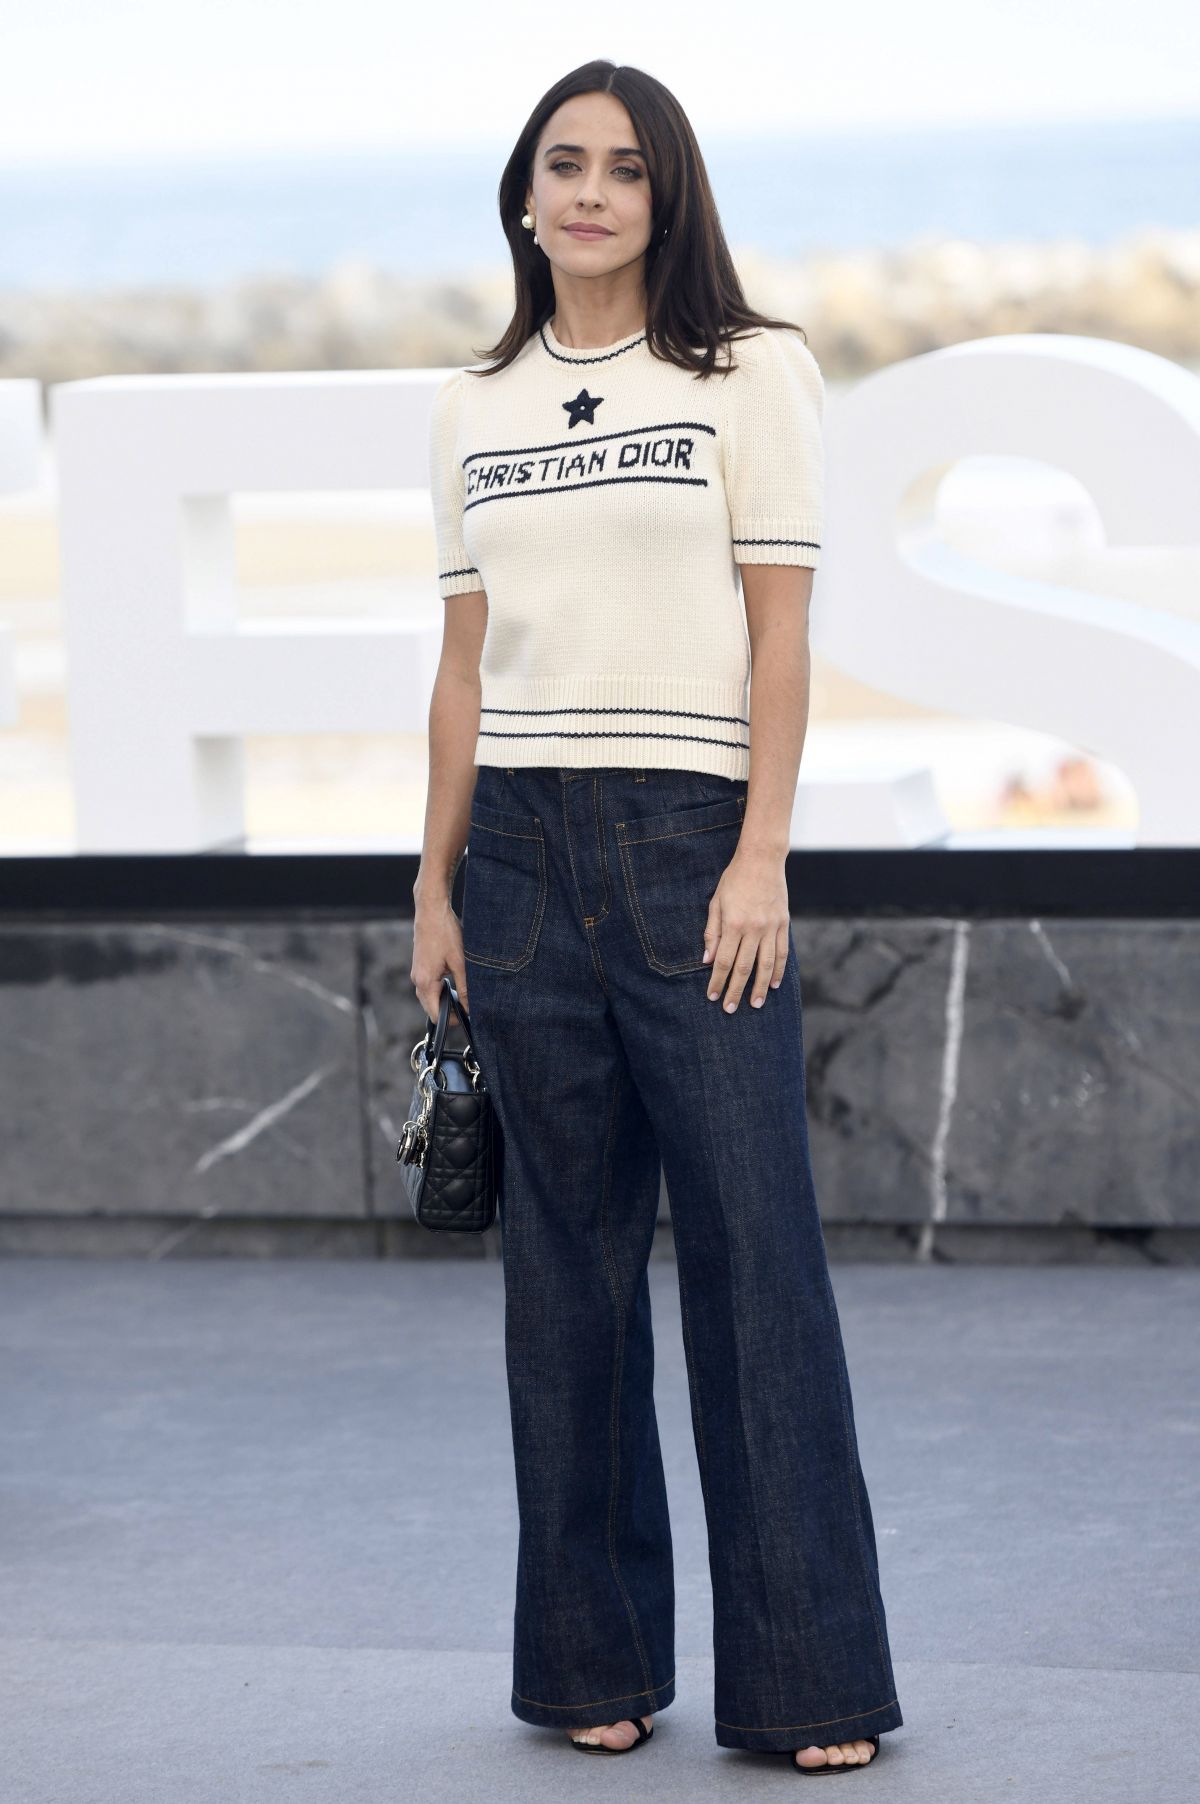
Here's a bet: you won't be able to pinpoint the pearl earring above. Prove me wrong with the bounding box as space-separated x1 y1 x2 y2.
521 212 534 230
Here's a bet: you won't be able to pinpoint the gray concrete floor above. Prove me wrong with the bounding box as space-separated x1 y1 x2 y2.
0 1258 1196 1804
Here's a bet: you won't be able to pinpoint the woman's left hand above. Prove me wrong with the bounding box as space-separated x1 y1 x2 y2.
702 846 791 1011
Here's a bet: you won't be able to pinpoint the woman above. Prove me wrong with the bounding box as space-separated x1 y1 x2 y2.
411 59 903 1777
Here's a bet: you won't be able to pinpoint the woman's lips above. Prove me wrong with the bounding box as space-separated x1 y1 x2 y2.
563 225 613 238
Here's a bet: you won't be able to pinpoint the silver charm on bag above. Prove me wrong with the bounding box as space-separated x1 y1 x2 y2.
396 1053 439 1168
395 1024 483 1170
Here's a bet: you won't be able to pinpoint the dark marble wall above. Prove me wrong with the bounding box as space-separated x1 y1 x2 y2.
791 918 1199 1232
1 918 1195 1257
0 925 365 1222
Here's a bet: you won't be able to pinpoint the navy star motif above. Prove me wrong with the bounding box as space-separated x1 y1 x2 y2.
563 387 603 427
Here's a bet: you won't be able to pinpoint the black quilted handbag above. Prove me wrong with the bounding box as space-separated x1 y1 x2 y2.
396 974 497 1232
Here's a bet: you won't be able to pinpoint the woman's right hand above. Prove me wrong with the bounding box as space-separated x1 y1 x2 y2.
411 893 470 1022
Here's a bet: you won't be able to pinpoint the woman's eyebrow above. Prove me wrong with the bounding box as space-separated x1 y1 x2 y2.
541 143 646 159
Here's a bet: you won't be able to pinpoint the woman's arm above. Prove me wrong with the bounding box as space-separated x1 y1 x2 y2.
701 563 813 1013
742 562 813 852
411 590 488 1018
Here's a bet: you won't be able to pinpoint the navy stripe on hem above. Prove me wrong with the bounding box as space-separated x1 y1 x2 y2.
732 537 821 550
477 727 749 749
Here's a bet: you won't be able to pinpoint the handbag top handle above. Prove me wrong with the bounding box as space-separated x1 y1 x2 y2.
422 972 478 1074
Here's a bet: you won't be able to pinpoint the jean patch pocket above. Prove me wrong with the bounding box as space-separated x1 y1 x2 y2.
615 793 746 975
461 798 546 970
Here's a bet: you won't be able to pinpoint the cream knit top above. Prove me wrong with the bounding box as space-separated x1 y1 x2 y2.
427 316 825 780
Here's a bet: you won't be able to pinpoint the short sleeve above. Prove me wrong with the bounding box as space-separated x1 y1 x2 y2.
720 327 825 570
427 369 484 597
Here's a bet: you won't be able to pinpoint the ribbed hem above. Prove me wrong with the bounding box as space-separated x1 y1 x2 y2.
474 672 751 781
438 556 483 596
714 1695 903 1752
730 515 822 568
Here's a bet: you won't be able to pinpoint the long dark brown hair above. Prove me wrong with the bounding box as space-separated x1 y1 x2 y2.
471 59 808 380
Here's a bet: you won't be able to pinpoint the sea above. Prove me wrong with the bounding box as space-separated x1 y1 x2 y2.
0 113 1197 292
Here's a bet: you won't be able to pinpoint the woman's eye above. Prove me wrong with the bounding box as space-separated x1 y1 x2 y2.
548 159 642 180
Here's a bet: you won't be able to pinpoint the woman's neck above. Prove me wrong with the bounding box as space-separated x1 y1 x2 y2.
548 306 647 351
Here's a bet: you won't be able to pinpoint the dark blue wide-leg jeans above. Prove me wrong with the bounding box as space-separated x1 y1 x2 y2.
458 763 903 1752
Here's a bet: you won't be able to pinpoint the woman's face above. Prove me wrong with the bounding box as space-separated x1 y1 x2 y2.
524 91 654 280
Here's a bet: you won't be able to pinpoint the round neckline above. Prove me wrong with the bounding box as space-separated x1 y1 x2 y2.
540 316 648 364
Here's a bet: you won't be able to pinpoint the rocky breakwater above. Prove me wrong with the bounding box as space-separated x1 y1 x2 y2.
2 227 1198 390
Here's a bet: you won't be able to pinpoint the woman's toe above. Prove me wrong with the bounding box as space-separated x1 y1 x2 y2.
793 1734 877 1769
602 1721 635 1748
569 1714 652 1750
794 1743 839 1768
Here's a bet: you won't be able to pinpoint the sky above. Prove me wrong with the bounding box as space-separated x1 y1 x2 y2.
1 0 1198 168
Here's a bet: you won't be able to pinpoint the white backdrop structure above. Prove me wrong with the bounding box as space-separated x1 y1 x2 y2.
51 371 444 852
0 380 43 729
813 334 1200 847
46 336 1200 854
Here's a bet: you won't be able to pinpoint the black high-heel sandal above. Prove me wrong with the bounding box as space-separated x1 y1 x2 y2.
789 1733 879 1774
570 1716 654 1755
